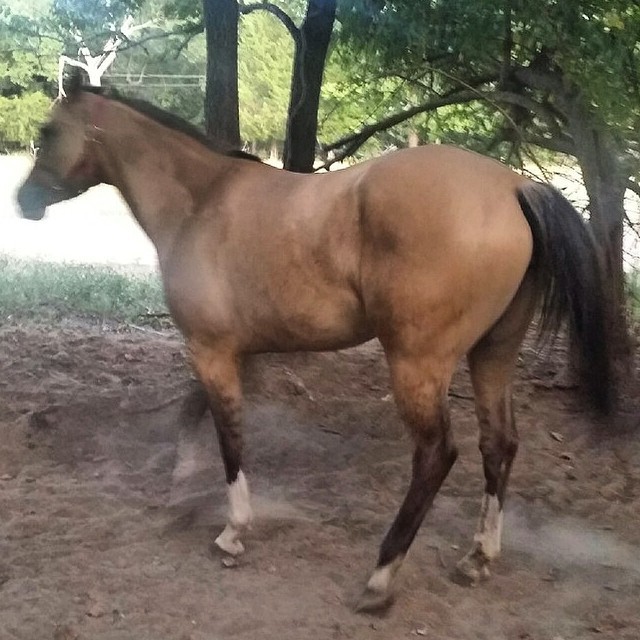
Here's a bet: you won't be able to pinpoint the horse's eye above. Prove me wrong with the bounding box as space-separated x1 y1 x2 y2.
39 124 57 142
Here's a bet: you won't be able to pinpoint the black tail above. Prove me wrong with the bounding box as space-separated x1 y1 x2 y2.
517 182 614 414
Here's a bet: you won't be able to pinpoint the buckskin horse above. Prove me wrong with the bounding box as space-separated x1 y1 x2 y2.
17 80 612 611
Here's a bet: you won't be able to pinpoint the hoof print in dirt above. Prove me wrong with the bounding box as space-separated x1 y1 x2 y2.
354 587 395 615
220 556 240 569
208 540 245 565
451 558 491 587
28 407 60 431
0 566 11 589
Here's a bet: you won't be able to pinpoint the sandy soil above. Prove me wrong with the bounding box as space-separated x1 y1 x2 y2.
0 321 638 640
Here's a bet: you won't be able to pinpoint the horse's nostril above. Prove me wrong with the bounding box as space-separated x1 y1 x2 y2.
17 182 47 220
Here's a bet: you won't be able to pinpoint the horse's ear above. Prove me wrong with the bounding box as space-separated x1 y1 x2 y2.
66 67 84 100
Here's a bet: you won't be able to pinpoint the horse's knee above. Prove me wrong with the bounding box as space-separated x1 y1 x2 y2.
479 430 518 460
426 421 457 459
445 436 459 467
477 395 519 467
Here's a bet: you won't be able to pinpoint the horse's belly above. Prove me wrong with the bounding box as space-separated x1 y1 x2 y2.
246 295 374 353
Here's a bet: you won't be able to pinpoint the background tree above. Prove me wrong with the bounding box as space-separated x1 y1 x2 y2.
202 0 240 148
172 0 337 165
51 0 148 90
282 0 336 172
0 0 57 150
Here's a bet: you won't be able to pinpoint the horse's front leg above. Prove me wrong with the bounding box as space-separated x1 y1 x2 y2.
189 341 252 556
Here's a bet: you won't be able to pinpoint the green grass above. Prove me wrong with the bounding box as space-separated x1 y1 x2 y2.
0 256 168 325
1 255 637 329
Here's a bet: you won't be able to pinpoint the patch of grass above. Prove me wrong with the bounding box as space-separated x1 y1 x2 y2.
0 256 168 325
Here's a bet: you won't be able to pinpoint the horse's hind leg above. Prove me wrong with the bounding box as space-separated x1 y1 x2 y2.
358 353 458 612
456 277 536 583
188 341 253 556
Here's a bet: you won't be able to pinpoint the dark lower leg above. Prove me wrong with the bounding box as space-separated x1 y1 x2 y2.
208 386 252 555
210 399 243 484
457 394 518 581
189 345 252 556
358 427 458 611
378 437 458 566
479 394 517 504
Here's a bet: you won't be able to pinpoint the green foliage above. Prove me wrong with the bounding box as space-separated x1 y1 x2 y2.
0 91 51 150
0 3 57 148
52 0 143 32
238 10 293 146
51 0 145 53
0 257 166 323
106 29 207 125
338 0 640 144
0 6 58 91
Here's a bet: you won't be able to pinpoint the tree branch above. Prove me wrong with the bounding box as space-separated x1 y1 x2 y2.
321 85 568 169
626 179 640 199
512 62 575 116
513 63 564 94
239 2 301 46
323 89 479 156
523 134 576 156
491 90 564 137
115 23 204 54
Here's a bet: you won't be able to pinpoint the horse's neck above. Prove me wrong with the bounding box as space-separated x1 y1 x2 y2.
99 119 228 255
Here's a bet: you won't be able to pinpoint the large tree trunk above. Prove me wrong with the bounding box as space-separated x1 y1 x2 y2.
283 0 336 173
514 63 633 372
203 0 241 150
565 101 633 366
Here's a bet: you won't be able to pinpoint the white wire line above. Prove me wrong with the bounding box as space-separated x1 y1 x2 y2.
105 73 205 78
108 83 203 88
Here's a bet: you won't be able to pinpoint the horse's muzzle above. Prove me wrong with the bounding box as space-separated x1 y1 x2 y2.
17 171 83 221
16 181 49 220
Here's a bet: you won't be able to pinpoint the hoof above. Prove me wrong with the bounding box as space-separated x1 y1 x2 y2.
214 525 245 557
355 587 395 614
453 554 491 586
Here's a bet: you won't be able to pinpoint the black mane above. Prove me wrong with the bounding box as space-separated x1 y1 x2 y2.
83 85 261 162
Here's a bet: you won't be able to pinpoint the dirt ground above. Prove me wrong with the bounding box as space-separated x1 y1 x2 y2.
0 320 638 640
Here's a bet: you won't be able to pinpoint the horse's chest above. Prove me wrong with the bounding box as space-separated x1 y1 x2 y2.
160 255 231 338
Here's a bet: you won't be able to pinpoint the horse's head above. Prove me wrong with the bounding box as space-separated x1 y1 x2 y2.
17 75 104 221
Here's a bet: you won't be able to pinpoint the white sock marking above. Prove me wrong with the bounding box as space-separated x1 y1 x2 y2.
227 470 252 528
473 493 503 559
215 524 245 556
215 470 252 557
366 555 404 594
